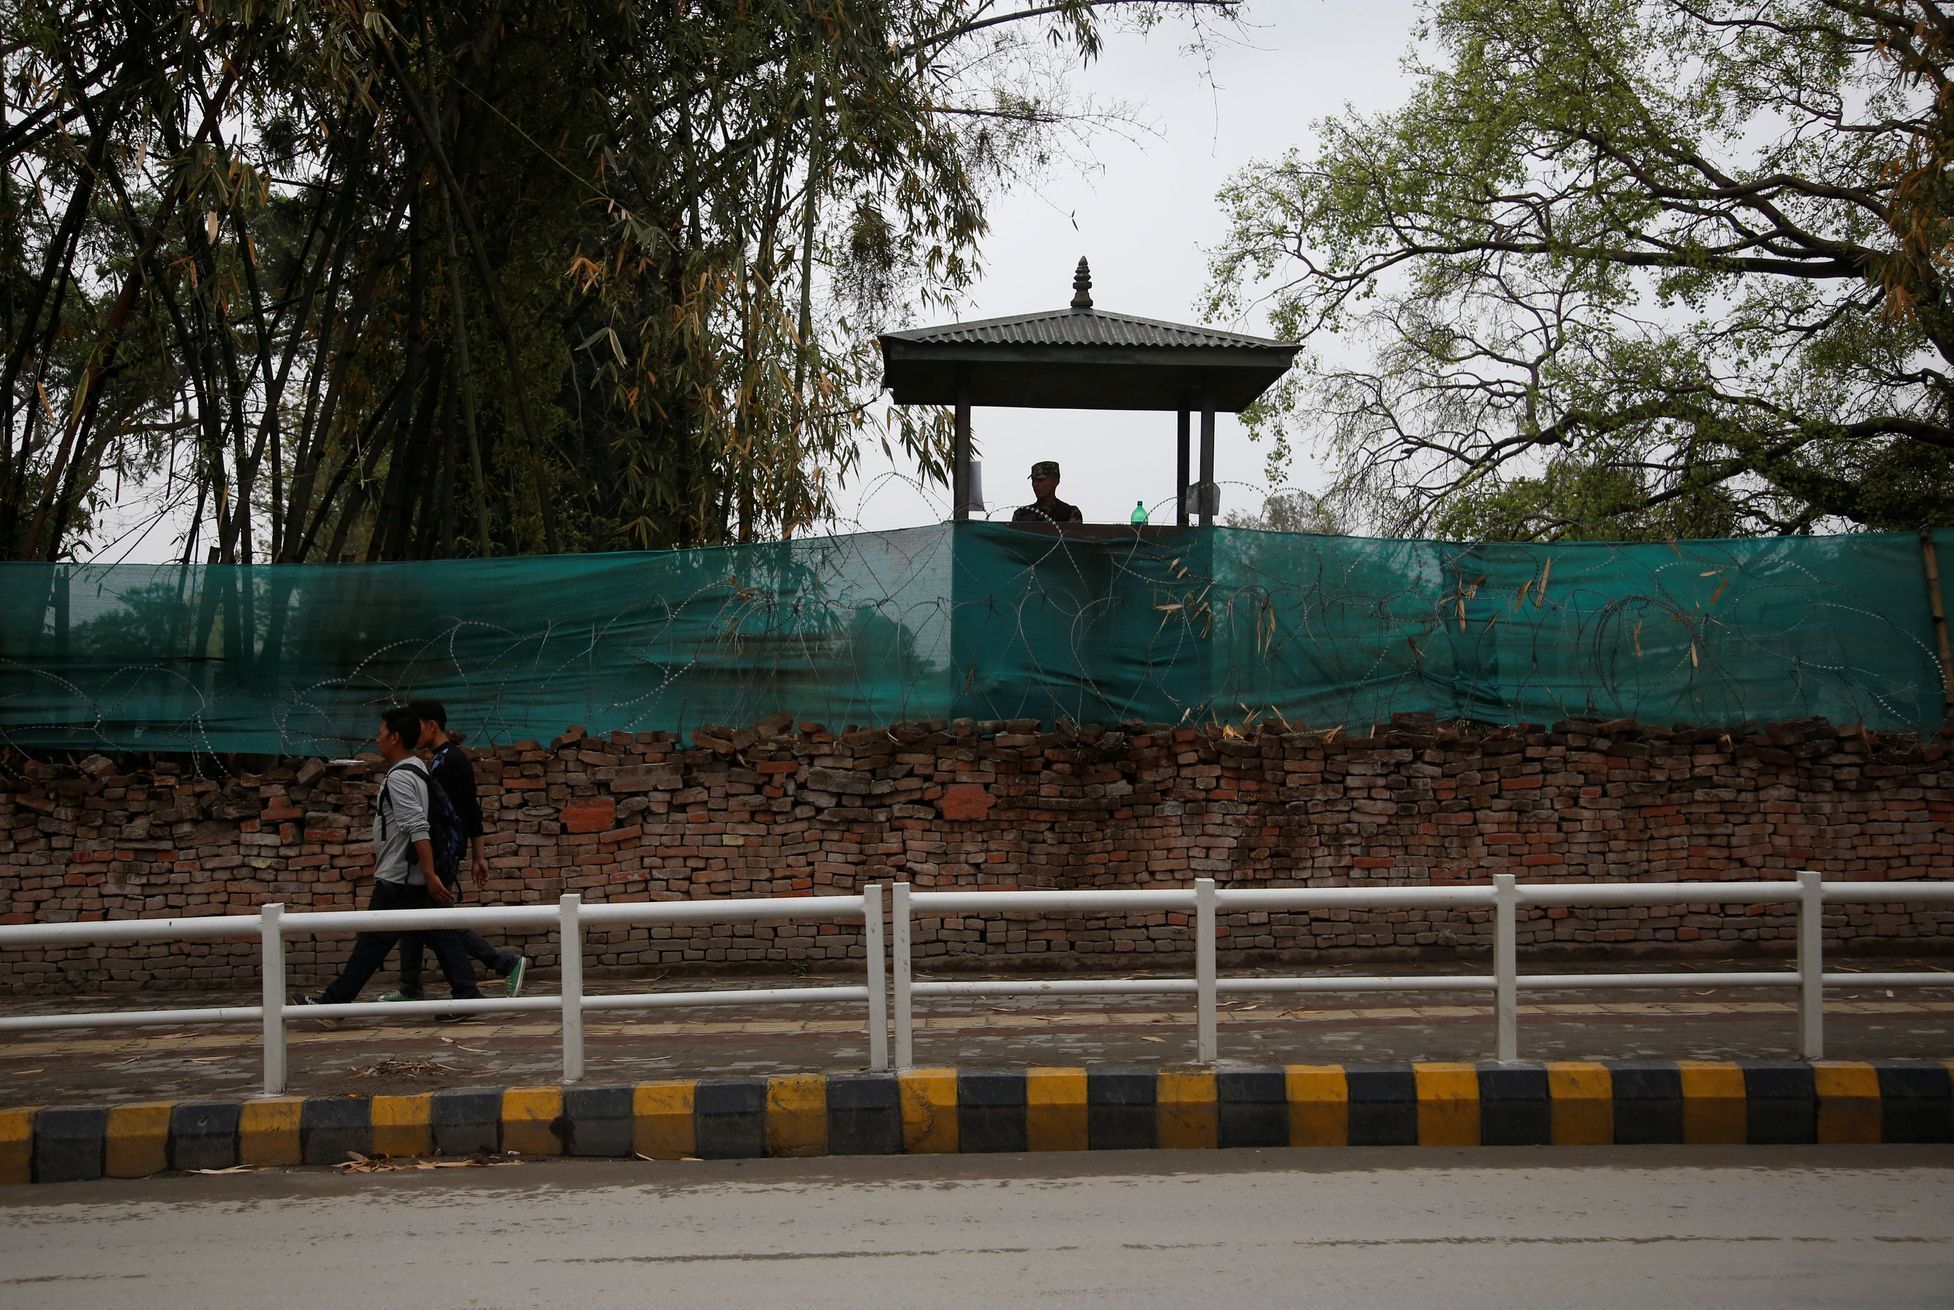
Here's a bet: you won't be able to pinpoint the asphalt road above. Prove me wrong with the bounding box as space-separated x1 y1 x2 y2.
5 1148 1952 1308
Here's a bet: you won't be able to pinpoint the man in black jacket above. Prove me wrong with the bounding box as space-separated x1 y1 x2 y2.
386 700 526 1000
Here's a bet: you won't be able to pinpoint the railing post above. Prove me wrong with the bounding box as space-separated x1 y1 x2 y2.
259 903 287 1096
1493 875 1518 1062
1798 869 1824 1060
1195 878 1217 1063
863 884 889 1071
560 893 585 1084
892 882 913 1068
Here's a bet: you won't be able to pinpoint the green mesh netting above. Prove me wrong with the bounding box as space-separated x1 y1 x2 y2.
2 524 1947 756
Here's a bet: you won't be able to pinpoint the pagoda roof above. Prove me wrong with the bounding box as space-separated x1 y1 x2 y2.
878 260 1299 413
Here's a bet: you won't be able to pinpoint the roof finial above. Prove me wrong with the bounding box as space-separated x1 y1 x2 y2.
1070 257 1093 311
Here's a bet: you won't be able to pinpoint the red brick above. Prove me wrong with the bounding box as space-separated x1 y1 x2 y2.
562 799 617 834
940 784 995 822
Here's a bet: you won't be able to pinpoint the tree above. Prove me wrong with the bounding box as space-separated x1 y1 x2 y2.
1206 0 1954 541
2 0 1240 563
1223 488 1342 534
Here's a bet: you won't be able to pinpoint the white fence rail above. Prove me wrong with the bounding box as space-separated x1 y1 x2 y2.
0 888 888 1094
890 873 1954 1066
6 874 1954 1089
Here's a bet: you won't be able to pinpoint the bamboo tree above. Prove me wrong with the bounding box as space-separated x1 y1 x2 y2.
4 0 1241 563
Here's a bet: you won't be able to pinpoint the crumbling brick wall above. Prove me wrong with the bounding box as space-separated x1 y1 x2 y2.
2 715 1950 994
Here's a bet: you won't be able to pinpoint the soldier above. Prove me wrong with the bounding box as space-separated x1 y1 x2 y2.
1012 460 1083 524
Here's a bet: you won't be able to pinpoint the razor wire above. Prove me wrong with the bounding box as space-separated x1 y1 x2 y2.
1 525 1947 760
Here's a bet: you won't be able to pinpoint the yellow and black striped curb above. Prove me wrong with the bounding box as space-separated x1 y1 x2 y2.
5 1060 1953 1184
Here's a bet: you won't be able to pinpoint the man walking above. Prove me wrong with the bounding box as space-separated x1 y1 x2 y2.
296 706 484 1016
385 700 525 1000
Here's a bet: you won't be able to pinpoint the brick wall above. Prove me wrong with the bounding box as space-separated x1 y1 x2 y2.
3 714 1951 994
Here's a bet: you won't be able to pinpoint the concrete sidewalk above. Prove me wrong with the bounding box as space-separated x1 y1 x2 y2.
5 957 1954 1103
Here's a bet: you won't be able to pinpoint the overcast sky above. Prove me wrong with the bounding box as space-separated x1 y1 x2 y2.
840 0 1424 531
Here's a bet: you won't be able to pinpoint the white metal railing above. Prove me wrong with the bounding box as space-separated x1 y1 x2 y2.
890 873 1954 1066
7 874 1953 1089
0 888 888 1094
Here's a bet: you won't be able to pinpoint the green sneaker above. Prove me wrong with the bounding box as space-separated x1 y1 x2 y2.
378 991 424 1003
504 956 527 998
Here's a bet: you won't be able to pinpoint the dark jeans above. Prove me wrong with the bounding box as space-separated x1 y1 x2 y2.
396 928 517 998
394 873 516 997
319 879 483 1003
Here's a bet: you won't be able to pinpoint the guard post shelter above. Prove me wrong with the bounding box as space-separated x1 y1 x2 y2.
877 258 1300 526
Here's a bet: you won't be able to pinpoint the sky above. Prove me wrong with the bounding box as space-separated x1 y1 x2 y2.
838 0 1425 532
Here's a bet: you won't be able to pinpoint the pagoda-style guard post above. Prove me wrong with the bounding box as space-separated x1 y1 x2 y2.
879 257 1299 527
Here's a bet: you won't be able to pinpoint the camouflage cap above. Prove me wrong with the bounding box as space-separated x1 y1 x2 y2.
1029 460 1061 478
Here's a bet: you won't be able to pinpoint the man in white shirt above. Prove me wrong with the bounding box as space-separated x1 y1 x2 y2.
385 700 525 1001
296 706 484 1014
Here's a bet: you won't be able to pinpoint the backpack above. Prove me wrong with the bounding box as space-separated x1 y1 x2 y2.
377 760 467 883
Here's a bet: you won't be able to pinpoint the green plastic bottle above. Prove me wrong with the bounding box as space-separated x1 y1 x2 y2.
1130 500 1149 525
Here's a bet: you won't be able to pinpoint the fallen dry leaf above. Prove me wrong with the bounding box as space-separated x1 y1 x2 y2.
188 1166 253 1175
349 1057 462 1080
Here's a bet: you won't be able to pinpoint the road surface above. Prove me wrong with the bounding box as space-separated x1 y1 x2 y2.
5 1147 1952 1307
